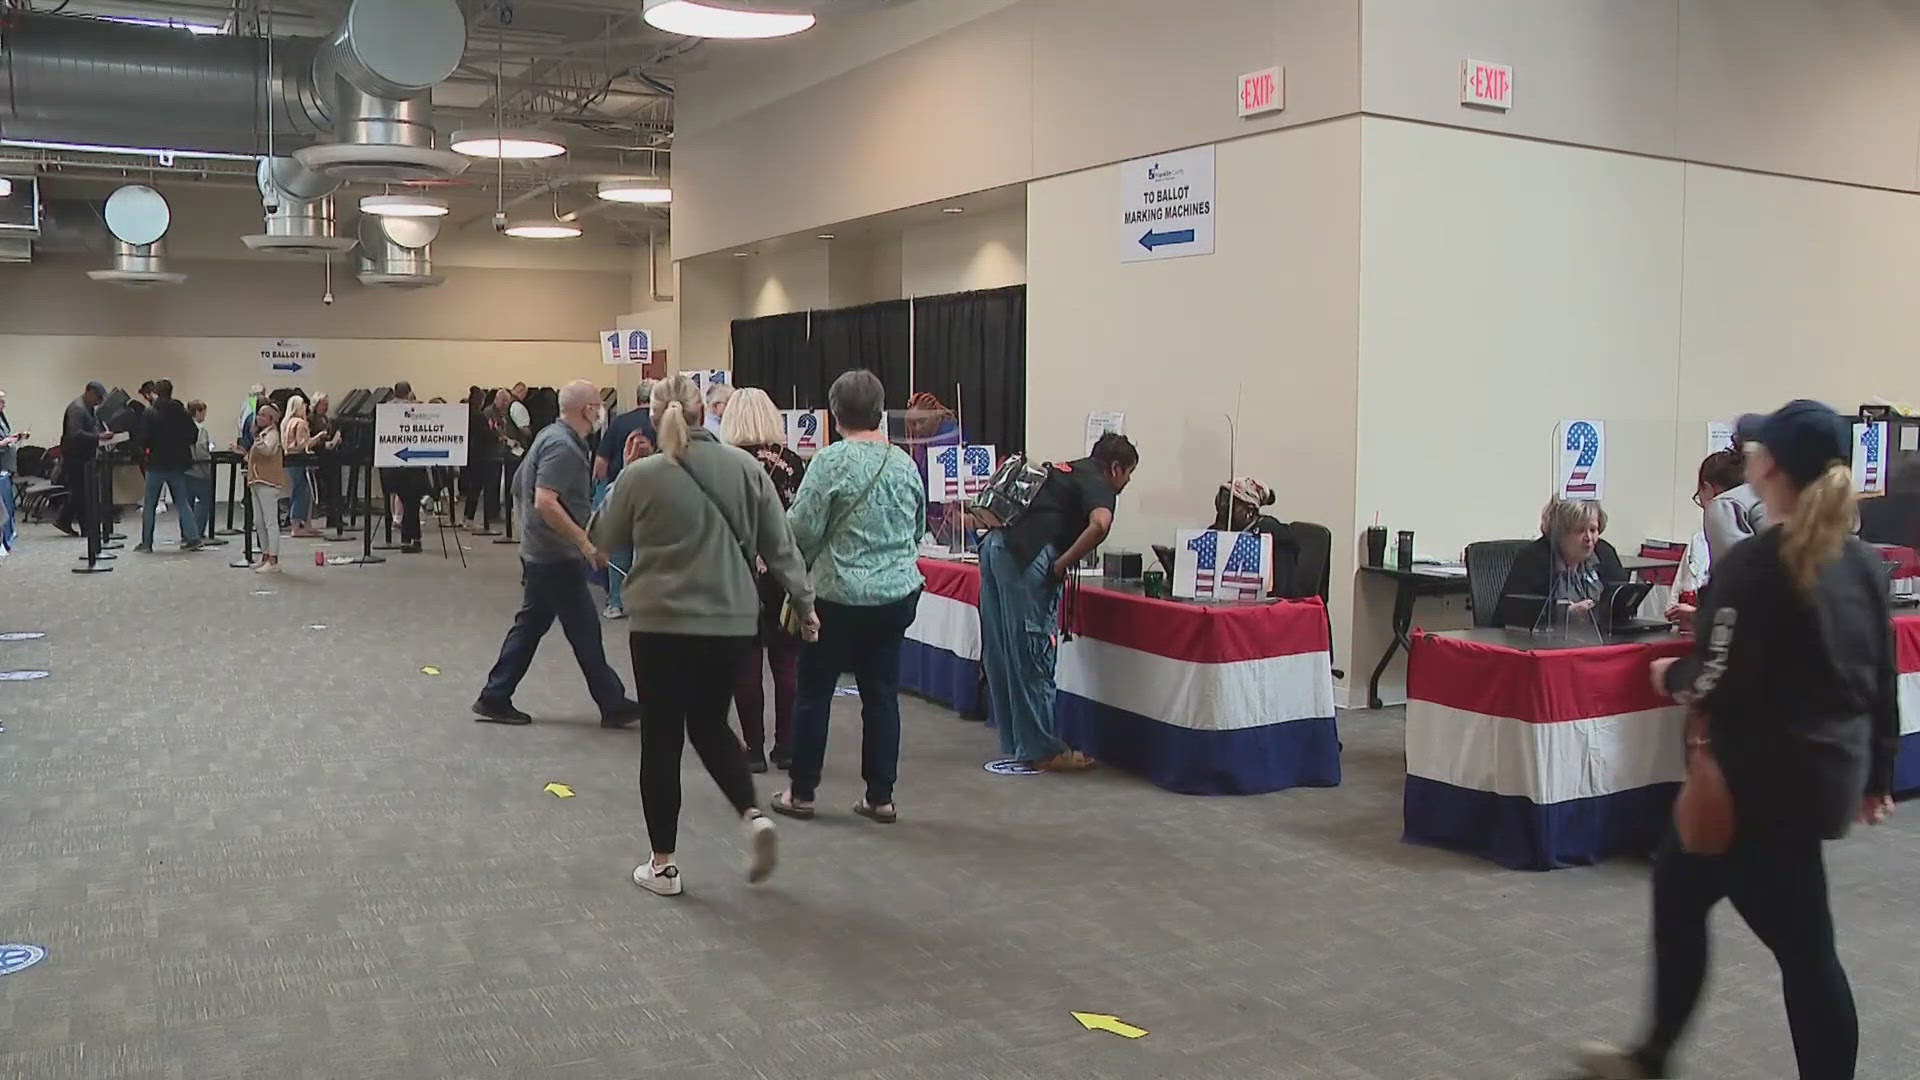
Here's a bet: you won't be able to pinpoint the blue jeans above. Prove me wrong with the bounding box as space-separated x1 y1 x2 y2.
978 530 1066 763
141 468 202 548
0 473 14 553
481 558 631 714
186 473 214 539
592 479 633 610
288 466 311 522
789 590 922 805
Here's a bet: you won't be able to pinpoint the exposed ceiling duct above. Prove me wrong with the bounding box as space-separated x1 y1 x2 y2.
0 0 470 183
243 157 357 258
357 214 443 289
86 186 187 288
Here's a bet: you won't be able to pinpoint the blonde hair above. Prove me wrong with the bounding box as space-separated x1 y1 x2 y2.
650 373 705 464
720 386 784 447
284 395 307 419
1540 496 1606 540
1780 462 1855 596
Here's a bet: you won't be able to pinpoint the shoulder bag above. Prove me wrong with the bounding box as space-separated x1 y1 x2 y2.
1673 708 1735 855
780 446 894 637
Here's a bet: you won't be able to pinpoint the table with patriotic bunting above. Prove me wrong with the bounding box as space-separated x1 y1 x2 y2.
1403 618 1920 870
902 557 1341 795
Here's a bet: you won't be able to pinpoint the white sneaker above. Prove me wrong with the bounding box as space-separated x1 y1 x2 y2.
632 861 682 897
253 562 281 574
602 605 627 620
744 810 778 884
1578 1041 1654 1079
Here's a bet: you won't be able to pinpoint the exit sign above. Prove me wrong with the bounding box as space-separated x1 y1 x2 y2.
1460 59 1513 110
1237 67 1284 118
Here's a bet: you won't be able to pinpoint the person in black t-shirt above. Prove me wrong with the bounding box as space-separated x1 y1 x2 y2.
979 433 1139 772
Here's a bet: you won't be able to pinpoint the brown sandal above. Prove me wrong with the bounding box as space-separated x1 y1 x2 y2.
769 790 815 820
852 800 898 824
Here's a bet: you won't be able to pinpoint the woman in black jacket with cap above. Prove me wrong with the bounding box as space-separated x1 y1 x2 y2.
1581 400 1899 1080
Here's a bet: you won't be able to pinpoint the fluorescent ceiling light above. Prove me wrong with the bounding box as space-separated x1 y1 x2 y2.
0 137 255 162
816 233 835 240
941 206 966 214
360 193 449 218
100 16 222 34
449 129 567 160
0 179 12 198
503 219 583 239
596 180 672 204
641 0 816 40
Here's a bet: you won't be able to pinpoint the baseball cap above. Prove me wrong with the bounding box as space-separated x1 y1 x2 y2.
1734 399 1850 484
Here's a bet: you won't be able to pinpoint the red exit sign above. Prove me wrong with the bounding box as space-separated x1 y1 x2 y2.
1237 66 1284 118
1460 59 1513 110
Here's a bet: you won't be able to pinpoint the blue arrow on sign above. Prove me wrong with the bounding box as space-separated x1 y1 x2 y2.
271 361 304 373
394 447 450 463
1139 228 1196 251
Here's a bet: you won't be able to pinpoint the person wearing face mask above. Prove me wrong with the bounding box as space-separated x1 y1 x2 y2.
1503 496 1630 616
1577 399 1899 1080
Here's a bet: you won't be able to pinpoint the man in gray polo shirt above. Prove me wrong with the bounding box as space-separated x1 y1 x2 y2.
475 380 640 727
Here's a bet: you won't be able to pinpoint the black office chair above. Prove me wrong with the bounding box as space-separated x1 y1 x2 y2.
1271 521 1343 679
1465 539 1534 628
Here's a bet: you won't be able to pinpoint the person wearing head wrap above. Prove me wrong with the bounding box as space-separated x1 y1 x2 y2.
1208 476 1282 538
903 392 962 537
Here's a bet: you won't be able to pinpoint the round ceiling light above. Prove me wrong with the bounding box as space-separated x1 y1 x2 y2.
449 128 568 160
360 193 450 218
596 180 672 205
503 218 583 239
641 0 816 39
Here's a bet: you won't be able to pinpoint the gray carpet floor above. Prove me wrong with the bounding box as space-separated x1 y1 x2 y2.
1 510 1917 1079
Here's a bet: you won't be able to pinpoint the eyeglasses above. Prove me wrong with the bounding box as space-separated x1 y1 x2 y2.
1691 491 1706 508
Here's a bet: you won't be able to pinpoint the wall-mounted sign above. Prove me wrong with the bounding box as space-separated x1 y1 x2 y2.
1237 67 1284 118
1461 59 1513 110
1119 145 1215 264
259 338 318 381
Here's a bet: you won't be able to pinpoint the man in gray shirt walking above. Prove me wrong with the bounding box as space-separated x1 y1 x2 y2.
475 380 640 727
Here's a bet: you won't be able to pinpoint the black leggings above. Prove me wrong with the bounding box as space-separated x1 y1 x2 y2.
1639 831 1858 1079
631 633 758 855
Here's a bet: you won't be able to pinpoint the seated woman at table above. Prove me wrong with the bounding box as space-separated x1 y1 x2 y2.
1208 476 1282 539
1503 496 1628 615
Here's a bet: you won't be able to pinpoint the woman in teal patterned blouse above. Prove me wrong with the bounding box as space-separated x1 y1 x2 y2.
772 370 926 825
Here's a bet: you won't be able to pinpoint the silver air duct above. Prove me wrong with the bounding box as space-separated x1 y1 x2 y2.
243 157 356 257
357 214 443 289
87 186 186 288
0 0 468 183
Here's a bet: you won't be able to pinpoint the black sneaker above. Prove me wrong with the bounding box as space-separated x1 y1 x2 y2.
600 701 643 729
770 745 792 771
132 544 153 553
400 542 423 554
473 698 532 725
747 748 769 774
54 523 79 538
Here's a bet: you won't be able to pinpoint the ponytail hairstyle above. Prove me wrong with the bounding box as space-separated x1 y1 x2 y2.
649 373 705 465
1779 460 1855 597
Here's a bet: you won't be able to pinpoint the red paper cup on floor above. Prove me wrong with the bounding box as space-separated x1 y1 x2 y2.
315 551 326 566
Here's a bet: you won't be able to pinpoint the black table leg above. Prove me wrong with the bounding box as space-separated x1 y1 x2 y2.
1368 579 1420 709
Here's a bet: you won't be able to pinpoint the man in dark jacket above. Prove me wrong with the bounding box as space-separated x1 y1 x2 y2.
135 378 205 552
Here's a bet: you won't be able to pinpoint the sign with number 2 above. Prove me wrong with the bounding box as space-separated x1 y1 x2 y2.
1555 419 1605 501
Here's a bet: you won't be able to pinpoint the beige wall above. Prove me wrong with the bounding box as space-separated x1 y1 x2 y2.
902 206 1027 297
1029 118 1361 671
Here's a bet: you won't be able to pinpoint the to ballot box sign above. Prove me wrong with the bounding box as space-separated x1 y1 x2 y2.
375 401 468 468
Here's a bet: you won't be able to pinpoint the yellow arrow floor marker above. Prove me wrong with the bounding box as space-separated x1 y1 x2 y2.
1072 1012 1147 1039
420 666 441 676
544 782 575 798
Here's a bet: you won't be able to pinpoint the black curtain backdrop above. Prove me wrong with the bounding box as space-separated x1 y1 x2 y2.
913 285 1026 453
727 285 1025 450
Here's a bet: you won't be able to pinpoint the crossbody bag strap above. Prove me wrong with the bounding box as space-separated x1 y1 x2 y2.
808 446 893 570
679 454 758 577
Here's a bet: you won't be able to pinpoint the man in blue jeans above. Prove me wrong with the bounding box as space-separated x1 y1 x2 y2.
475 380 641 728
978 433 1138 772
0 389 23 555
134 379 206 553
592 381 656 618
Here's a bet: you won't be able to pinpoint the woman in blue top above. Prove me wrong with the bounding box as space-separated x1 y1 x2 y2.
772 370 926 824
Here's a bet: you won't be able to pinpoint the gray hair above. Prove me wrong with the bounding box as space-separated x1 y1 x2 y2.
1540 496 1606 540
635 379 655 406
558 379 598 416
828 369 885 433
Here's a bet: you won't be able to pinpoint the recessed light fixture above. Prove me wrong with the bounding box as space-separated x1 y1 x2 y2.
641 0 816 39
732 251 750 257
503 218 584 239
360 193 450 218
941 206 965 214
816 233 836 240
450 128 568 160
597 180 673 205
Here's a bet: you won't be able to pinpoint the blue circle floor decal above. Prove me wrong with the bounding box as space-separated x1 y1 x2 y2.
0 945 47 977
983 758 1039 776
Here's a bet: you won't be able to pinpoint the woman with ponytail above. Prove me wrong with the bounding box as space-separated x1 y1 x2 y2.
591 372 817 898
1580 400 1899 1080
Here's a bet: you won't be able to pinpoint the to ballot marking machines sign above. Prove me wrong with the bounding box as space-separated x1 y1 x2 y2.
1119 145 1214 263
375 402 468 468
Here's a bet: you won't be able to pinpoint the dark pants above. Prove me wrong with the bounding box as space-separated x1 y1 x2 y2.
480 559 630 714
734 631 800 753
789 591 921 806
1637 831 1858 1079
631 633 758 855
56 452 93 535
382 468 424 543
462 460 502 525
187 473 214 539
314 457 341 528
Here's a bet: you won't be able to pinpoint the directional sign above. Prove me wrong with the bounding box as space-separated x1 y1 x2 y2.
1072 1012 1148 1039
375 401 468 469
1120 145 1214 263
259 338 319 381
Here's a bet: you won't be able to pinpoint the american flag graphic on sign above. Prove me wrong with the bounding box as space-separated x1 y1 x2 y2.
962 445 995 497
1564 422 1600 495
1219 532 1266 597
932 446 964 501
1185 530 1219 598
1861 423 1881 487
